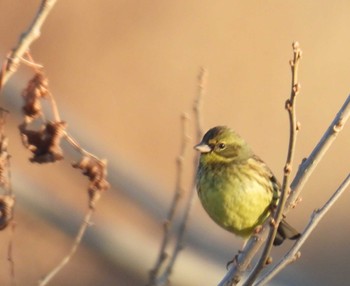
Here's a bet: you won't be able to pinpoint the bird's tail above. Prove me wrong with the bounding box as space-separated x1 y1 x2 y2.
273 219 301 246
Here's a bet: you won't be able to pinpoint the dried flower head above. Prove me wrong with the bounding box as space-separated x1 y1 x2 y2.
22 72 49 120
72 156 109 208
19 121 66 163
0 195 15 230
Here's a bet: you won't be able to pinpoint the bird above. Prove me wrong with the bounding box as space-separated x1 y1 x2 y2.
195 126 300 246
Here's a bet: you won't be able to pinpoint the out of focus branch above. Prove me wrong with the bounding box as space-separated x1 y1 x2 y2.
0 0 57 89
147 114 190 286
193 67 208 139
162 67 208 279
38 209 95 286
148 67 208 285
0 1 111 284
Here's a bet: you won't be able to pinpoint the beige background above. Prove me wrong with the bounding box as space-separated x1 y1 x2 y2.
0 1 349 285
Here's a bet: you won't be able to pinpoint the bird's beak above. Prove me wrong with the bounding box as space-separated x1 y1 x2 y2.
194 143 212 153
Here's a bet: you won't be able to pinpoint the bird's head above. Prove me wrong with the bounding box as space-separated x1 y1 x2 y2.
194 126 252 163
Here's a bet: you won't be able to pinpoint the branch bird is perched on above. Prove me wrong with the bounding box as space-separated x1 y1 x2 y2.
195 126 300 246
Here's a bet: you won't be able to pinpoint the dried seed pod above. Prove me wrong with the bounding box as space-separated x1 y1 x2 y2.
73 156 109 208
22 72 49 120
0 195 15 230
19 121 66 163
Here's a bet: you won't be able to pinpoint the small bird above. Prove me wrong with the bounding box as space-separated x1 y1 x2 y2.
195 126 300 246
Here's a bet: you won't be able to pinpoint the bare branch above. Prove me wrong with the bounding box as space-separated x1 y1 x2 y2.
147 113 190 285
193 67 208 141
148 68 208 285
7 222 17 286
0 0 57 89
217 47 350 286
0 1 112 285
38 209 95 286
256 174 350 285
287 94 350 210
243 42 302 286
218 233 268 286
64 132 103 162
156 68 208 285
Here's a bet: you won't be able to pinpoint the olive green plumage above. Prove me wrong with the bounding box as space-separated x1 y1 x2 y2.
195 126 300 245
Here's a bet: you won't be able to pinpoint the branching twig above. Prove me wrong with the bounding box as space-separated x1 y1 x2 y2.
218 46 350 286
159 67 208 281
286 94 350 211
243 42 302 286
147 113 190 285
18 58 109 286
0 0 57 89
38 208 96 286
148 68 208 285
0 2 111 284
256 173 350 285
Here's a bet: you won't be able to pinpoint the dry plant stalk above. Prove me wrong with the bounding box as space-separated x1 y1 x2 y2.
17 60 110 286
0 109 16 285
0 1 110 285
0 110 15 230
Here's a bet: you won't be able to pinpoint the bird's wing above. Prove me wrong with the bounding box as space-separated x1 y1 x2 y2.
251 155 281 202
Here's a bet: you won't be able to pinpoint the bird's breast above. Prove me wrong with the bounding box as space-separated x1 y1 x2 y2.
196 162 273 237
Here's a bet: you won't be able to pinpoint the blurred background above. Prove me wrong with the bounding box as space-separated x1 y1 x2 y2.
0 1 349 285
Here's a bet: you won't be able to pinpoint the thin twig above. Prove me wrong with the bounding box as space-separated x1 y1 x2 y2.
7 222 17 286
193 67 207 140
47 92 61 122
0 110 16 285
218 98 350 286
0 0 57 89
243 42 302 286
286 94 350 211
256 173 350 285
0 2 109 286
217 50 350 286
63 131 101 161
147 113 190 285
218 232 268 286
38 208 95 286
152 68 208 285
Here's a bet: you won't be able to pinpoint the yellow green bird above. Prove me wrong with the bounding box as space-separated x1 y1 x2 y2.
195 126 300 245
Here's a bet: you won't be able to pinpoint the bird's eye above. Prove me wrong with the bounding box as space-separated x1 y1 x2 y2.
218 143 226 150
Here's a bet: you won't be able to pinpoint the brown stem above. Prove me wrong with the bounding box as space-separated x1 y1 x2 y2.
0 0 57 89
243 42 302 286
38 208 95 286
147 113 190 285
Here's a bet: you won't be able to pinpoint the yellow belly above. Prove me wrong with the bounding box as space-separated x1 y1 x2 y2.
197 166 273 238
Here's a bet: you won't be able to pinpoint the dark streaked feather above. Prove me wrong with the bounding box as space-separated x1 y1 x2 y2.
273 219 301 246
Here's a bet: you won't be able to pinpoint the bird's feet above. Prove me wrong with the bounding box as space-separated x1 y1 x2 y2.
226 250 242 269
253 224 263 234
